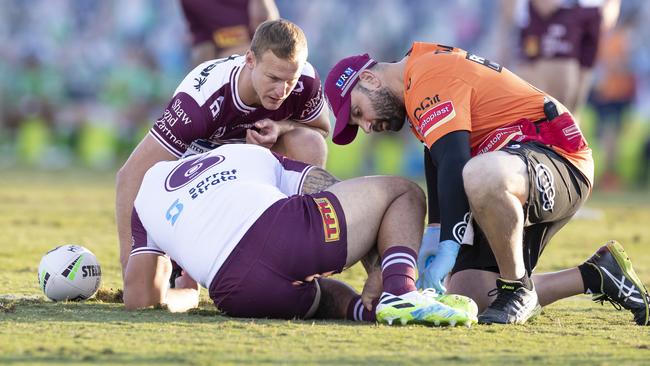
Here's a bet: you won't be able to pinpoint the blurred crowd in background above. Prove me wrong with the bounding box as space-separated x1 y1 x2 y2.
1 0 650 189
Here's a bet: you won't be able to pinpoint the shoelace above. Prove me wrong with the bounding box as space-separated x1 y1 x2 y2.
487 287 524 311
592 293 622 311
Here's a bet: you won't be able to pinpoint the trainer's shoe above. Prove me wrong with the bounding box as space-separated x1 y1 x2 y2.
478 278 541 325
583 240 650 326
376 289 474 327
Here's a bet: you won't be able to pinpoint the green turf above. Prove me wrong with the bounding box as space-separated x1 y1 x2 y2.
1 170 650 365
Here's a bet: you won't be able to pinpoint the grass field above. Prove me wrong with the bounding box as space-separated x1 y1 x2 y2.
1 169 650 365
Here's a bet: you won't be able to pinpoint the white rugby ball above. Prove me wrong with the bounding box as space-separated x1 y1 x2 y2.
37 244 102 301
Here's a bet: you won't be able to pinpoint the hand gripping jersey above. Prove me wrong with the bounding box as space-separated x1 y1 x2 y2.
150 55 325 157
403 42 594 185
130 144 313 288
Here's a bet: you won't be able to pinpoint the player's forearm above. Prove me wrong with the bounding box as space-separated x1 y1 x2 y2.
164 288 200 313
115 167 145 278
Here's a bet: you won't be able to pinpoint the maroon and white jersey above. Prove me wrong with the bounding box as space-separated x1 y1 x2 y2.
130 144 314 288
150 55 325 157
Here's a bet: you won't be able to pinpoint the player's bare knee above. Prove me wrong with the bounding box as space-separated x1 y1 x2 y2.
300 129 328 167
274 128 327 167
404 180 426 211
386 177 425 208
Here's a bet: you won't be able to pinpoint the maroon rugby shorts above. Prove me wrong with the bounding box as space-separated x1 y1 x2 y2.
209 191 348 319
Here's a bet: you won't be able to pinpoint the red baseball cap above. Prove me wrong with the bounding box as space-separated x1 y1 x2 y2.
324 54 377 145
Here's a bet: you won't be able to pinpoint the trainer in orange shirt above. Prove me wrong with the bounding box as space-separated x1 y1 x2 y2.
324 42 649 326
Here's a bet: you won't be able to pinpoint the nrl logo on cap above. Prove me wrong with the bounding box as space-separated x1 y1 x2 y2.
335 67 356 89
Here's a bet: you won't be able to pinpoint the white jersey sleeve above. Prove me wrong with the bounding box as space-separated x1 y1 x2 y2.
270 152 314 196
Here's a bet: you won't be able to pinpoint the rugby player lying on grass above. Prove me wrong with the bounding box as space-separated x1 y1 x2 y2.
122 143 478 326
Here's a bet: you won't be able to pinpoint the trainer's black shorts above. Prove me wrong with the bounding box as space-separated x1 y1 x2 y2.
452 141 591 276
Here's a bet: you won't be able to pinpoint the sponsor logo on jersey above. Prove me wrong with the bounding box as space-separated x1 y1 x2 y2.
534 163 555 211
165 154 225 191
188 169 238 199
153 119 188 153
299 84 323 119
166 198 184 226
209 96 224 119
313 197 340 243
209 126 227 140
192 59 223 91
194 77 207 91
292 80 304 94
418 101 456 137
159 98 192 127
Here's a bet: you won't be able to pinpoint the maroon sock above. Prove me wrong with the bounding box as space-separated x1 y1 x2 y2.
345 296 377 322
381 246 417 296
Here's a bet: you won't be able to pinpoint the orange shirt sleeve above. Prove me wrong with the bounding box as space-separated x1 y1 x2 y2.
407 75 472 148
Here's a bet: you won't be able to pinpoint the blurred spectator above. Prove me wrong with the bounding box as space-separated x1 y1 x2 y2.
497 0 621 115
180 0 279 66
0 0 187 168
588 11 637 190
1 0 649 179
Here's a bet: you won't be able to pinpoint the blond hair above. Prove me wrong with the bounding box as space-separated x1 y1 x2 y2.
250 19 308 61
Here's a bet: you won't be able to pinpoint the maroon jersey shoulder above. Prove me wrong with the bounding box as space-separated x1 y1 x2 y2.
150 57 325 157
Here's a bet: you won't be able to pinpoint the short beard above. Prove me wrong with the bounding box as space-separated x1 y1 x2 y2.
359 85 406 132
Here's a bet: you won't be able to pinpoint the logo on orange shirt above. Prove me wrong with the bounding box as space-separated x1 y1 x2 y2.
314 197 340 243
413 94 441 120
418 101 456 137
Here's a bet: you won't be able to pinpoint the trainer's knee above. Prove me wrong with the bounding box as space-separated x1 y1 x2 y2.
462 153 521 205
463 155 501 202
273 128 328 168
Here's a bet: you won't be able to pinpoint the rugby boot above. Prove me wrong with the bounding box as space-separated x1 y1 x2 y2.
478 278 541 325
583 240 650 325
435 293 479 323
376 289 475 327
419 288 479 323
